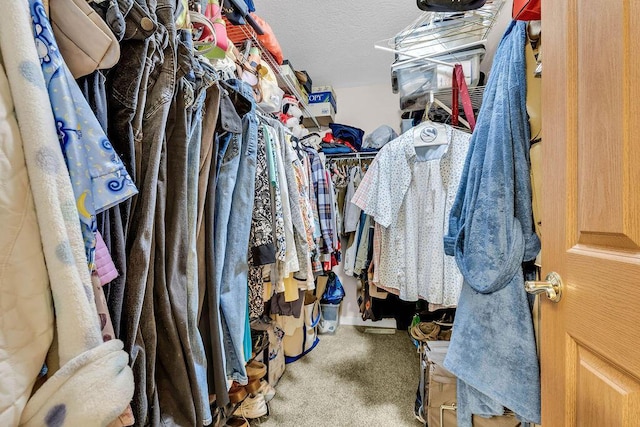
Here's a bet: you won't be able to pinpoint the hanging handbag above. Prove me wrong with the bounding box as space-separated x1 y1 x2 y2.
49 0 120 78
513 0 541 21
416 0 486 13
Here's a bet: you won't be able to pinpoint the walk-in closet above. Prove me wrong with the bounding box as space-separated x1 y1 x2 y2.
2 0 639 426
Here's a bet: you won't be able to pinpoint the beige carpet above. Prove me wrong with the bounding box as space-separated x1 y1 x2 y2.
255 325 422 427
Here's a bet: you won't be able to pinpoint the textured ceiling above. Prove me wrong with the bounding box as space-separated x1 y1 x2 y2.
256 1 422 89
256 1 513 90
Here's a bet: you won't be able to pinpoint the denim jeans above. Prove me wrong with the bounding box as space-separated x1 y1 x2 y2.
198 82 241 408
105 0 179 424
215 79 258 385
182 38 216 426
105 36 150 341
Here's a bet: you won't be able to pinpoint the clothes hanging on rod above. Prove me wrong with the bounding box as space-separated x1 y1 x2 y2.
352 124 471 307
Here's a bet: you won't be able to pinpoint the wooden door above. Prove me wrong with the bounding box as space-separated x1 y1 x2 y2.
542 0 640 425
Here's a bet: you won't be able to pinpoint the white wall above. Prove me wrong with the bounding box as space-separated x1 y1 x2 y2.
333 84 402 135
329 83 400 329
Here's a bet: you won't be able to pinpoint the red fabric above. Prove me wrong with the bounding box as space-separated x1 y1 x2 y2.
251 14 284 64
451 64 476 131
512 0 540 21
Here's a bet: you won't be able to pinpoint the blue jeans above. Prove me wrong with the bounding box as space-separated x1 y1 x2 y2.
184 46 216 425
215 79 258 384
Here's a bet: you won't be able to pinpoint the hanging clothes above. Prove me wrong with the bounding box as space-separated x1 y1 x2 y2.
442 21 541 426
352 125 470 306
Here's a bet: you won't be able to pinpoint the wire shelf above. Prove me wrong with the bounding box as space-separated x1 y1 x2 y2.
376 0 506 68
395 1 505 54
223 18 320 129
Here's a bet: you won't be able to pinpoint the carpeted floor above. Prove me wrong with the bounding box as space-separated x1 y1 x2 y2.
255 325 421 427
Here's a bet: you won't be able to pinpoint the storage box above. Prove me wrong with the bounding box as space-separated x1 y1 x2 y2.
392 47 485 111
277 59 298 90
302 102 336 128
422 341 521 427
319 303 340 334
296 70 313 94
308 90 337 113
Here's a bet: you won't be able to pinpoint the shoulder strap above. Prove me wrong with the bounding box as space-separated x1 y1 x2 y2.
451 64 476 131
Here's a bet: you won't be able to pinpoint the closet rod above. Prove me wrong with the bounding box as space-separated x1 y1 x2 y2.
324 152 378 160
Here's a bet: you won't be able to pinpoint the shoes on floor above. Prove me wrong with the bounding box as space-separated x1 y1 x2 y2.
229 382 248 404
225 416 249 427
245 378 261 394
233 393 268 419
438 327 453 341
410 322 441 342
246 360 267 380
256 379 276 402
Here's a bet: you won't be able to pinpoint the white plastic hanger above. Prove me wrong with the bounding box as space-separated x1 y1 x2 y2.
413 92 449 147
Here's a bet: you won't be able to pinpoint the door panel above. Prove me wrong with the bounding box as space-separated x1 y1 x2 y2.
574 344 640 427
577 0 624 237
543 0 640 425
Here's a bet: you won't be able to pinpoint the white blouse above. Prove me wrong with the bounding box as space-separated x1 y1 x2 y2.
352 125 470 305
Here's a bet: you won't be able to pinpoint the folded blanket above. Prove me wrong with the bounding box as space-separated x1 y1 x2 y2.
443 21 541 426
0 0 134 424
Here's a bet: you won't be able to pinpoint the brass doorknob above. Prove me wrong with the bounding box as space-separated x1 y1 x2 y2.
525 272 563 303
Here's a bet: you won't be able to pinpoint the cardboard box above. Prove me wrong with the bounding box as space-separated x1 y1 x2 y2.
310 86 337 109
302 102 336 128
308 88 337 113
312 85 337 96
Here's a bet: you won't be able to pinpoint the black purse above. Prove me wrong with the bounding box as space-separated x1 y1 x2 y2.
416 0 486 12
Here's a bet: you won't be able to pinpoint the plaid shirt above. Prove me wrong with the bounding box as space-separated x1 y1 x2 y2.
305 148 334 254
351 158 378 210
